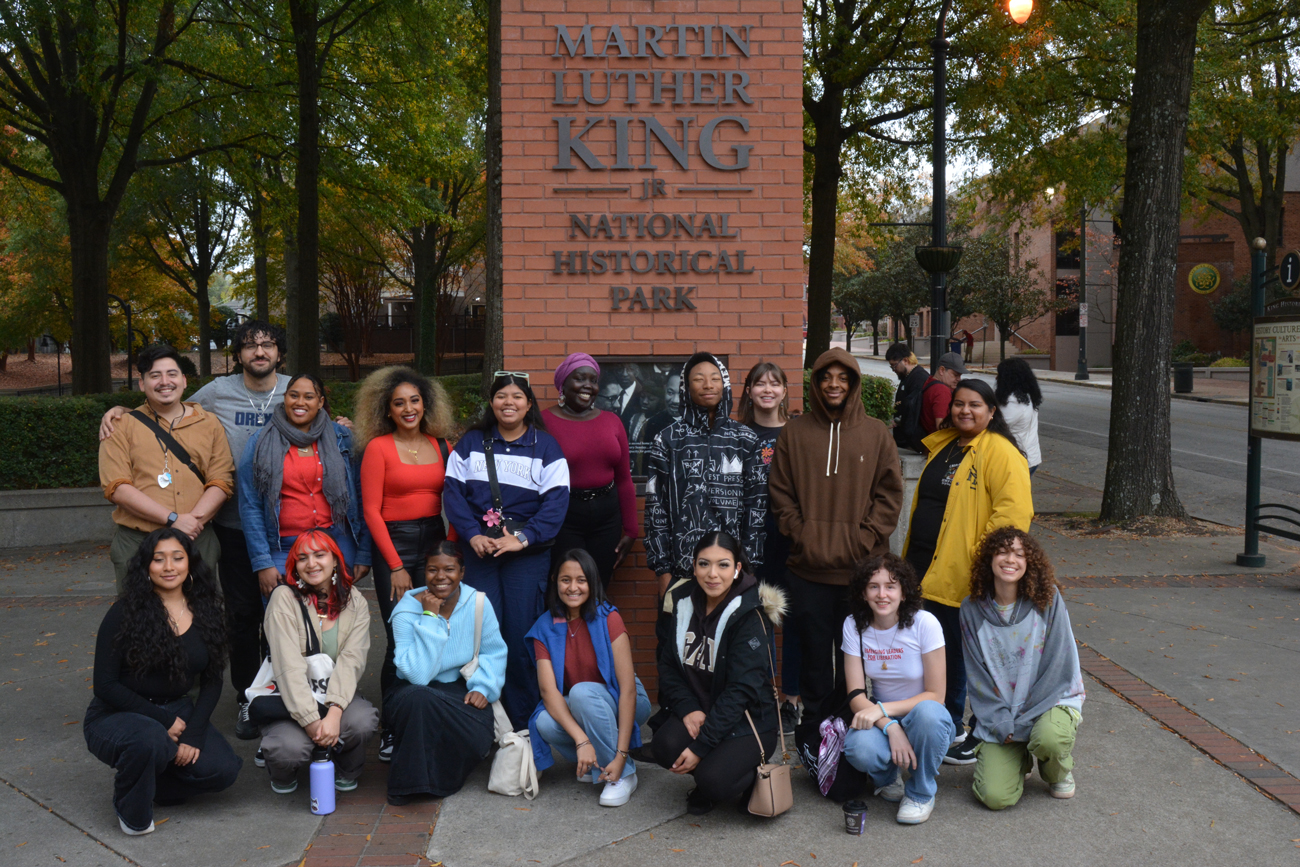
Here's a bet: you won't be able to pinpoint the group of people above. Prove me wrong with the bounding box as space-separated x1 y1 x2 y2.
86 326 1080 836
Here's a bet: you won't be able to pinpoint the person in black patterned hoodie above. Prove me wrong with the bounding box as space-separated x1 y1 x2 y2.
644 352 767 599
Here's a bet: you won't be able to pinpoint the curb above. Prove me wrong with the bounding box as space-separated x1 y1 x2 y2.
1077 644 1300 816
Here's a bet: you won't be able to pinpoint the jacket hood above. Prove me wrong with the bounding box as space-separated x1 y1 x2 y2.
808 348 866 427
679 351 733 433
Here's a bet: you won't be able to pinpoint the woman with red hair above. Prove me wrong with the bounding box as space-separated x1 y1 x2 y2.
258 529 379 794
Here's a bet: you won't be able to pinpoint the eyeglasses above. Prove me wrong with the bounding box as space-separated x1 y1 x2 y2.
493 371 530 381
242 341 278 352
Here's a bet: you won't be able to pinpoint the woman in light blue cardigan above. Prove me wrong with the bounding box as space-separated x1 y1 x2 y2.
384 540 507 805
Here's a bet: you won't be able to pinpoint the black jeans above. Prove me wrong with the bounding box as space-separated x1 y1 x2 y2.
924 600 971 733
785 568 851 724
83 697 242 832
371 517 446 705
651 714 777 803
214 523 263 697
552 486 625 589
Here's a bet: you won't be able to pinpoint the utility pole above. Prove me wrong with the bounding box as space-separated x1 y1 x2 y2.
1075 203 1090 380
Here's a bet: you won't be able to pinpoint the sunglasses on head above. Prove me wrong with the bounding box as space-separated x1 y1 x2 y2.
493 371 530 381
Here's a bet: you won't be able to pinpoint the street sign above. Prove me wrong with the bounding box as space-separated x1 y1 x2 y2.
1281 251 1300 290
1249 313 1300 442
1188 263 1221 294
1078 302 1088 328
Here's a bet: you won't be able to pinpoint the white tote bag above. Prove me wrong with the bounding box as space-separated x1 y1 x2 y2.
458 592 539 799
244 593 334 711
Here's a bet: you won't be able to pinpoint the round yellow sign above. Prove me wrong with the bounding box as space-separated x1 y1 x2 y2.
1189 263 1221 294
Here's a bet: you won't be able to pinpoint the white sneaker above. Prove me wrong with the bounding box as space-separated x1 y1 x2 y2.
874 771 905 803
119 816 155 836
896 795 935 824
1050 773 1076 799
599 772 638 807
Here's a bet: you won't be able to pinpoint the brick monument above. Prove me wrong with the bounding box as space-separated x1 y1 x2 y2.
500 0 805 678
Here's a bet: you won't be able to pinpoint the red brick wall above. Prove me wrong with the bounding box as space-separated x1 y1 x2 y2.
501 1 804 687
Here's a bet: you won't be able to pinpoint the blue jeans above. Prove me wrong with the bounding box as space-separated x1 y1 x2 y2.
460 544 552 729
274 524 358 576
83 698 242 831
535 680 652 781
924 601 969 732
843 699 954 804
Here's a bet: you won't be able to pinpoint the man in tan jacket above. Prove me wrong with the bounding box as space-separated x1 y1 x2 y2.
768 348 903 724
98 345 234 591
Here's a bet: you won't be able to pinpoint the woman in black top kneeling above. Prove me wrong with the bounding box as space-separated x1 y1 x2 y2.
652 530 786 815
84 528 242 836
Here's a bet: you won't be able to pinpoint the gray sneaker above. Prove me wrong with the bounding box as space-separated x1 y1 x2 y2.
874 771 905 803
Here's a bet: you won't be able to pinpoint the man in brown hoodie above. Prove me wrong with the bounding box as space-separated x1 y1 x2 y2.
768 348 904 724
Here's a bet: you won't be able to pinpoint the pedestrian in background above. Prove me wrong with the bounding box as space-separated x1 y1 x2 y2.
995 357 1043 476
644 352 767 598
919 352 968 435
901 377 1032 765
84 529 240 836
885 343 931 454
354 365 457 761
443 372 569 729
239 373 370 585
543 354 638 588
739 361 802 731
962 527 1085 809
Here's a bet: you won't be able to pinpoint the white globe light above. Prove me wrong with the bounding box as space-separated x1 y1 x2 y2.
1009 0 1033 24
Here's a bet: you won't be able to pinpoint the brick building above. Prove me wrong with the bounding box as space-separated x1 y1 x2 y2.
500 1 805 683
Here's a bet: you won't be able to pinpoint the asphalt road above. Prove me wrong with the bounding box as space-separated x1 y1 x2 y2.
858 358 1300 528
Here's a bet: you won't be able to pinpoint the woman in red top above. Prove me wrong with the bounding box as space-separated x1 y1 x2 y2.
542 354 638 588
354 366 456 760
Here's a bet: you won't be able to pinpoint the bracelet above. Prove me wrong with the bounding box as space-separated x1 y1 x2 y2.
617 749 630 758
575 740 591 750
882 719 899 735
877 701 890 719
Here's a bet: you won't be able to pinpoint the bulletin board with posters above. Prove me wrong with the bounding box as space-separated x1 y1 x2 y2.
1250 314 1300 441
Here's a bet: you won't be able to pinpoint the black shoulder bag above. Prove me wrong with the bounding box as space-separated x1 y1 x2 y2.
129 410 206 484
247 592 331 726
480 437 553 553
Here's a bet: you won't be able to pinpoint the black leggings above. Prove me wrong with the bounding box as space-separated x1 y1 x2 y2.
552 486 625 589
371 517 446 704
651 714 777 803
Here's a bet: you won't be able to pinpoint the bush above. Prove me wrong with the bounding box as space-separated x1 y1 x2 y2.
1210 357 1248 368
0 373 485 491
802 369 894 423
1171 339 1199 361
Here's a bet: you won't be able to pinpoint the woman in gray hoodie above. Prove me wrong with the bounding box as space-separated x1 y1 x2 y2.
960 527 1085 809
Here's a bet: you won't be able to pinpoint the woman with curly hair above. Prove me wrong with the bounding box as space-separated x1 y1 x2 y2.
354 366 456 760
258 529 379 794
960 527 1085 809
995 358 1043 475
841 553 953 824
83 529 241 836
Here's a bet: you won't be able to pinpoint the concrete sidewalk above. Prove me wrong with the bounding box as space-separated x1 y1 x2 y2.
2 542 1298 867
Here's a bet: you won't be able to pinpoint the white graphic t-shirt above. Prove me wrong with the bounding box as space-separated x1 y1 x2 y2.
841 609 945 702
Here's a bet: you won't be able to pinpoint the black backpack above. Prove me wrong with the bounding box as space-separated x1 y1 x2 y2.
894 373 935 454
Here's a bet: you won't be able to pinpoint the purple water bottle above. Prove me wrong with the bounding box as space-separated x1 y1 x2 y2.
310 747 335 815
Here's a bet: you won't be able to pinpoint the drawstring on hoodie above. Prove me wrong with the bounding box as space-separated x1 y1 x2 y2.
825 421 842 476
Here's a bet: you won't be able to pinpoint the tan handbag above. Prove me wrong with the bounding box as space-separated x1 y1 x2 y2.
746 617 793 817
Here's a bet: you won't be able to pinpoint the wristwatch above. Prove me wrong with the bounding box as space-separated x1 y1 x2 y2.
166 512 178 527
513 530 529 548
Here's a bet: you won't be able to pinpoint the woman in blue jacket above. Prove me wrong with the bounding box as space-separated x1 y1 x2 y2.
237 373 371 592
443 372 570 729
526 549 650 807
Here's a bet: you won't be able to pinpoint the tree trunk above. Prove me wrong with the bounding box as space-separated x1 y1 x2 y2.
250 188 270 321
26 338 35 363
481 0 504 395
871 319 880 356
66 203 114 394
804 96 844 368
1100 0 1213 522
411 224 438 375
288 0 322 378
195 194 213 376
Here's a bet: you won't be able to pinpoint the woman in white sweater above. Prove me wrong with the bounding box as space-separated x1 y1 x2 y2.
995 358 1042 474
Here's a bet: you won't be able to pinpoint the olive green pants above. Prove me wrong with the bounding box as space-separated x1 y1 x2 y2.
111 524 221 595
972 706 1081 810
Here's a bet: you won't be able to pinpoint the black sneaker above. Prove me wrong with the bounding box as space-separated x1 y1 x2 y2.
943 739 978 765
779 700 801 733
377 731 395 763
686 787 717 816
235 700 259 740
254 747 266 768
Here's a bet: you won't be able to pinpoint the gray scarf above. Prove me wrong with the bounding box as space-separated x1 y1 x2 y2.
253 405 350 524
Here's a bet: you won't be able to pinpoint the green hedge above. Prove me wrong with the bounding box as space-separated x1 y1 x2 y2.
802 369 895 423
0 374 485 491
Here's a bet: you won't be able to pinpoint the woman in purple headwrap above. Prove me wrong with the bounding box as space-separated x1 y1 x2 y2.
542 353 638 588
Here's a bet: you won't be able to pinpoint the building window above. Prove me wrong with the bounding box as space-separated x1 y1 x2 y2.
1055 228 1080 270
1055 278 1079 336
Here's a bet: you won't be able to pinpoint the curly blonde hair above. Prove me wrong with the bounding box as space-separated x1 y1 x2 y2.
352 366 455 456
969 527 1056 612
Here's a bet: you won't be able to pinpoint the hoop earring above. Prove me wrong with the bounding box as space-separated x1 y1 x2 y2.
184 574 194 589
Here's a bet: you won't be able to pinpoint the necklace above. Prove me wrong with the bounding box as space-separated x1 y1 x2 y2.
242 378 277 425
396 435 424 457
865 621 901 671
567 618 580 638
